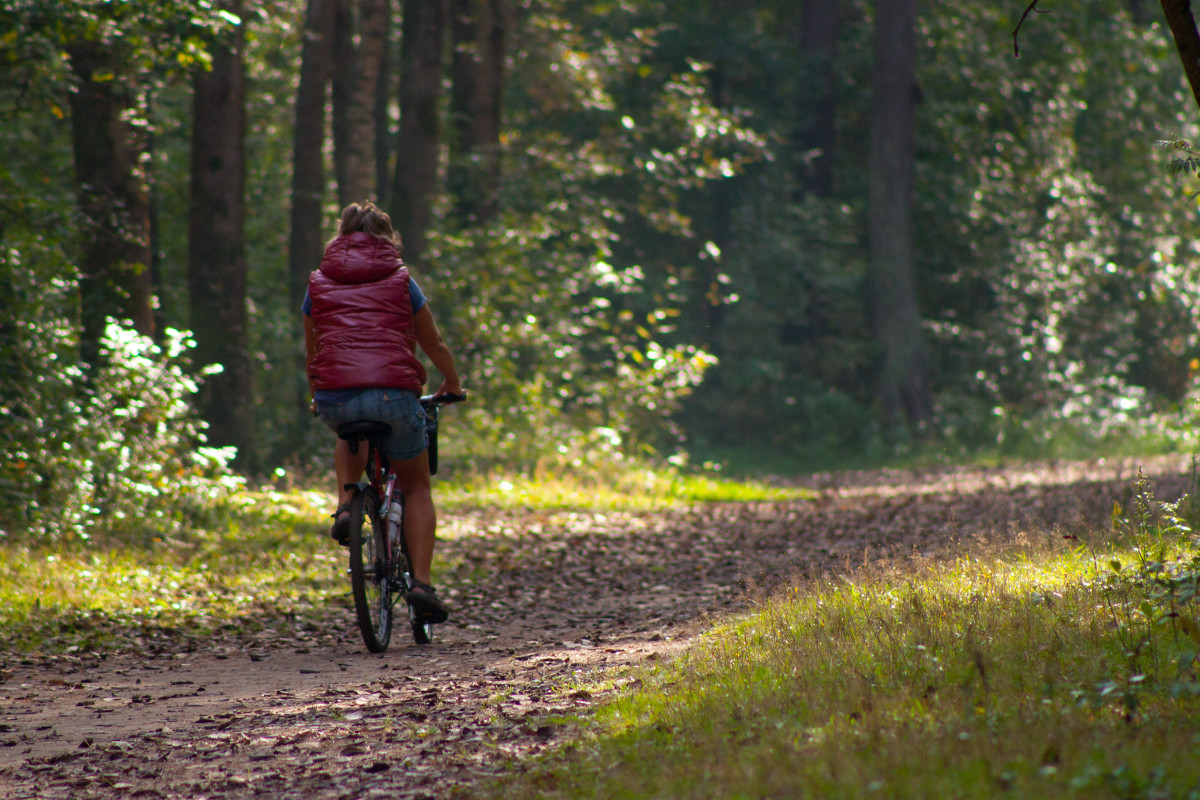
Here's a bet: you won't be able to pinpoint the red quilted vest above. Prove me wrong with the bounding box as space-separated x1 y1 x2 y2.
307 232 427 392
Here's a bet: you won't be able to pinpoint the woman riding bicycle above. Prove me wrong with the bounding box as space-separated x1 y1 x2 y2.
303 202 463 623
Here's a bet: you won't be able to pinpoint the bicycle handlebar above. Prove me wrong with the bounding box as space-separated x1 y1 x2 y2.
420 391 467 407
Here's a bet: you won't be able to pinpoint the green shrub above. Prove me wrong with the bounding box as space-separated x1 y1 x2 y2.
0 233 81 537
0 298 238 541
1097 473 1200 703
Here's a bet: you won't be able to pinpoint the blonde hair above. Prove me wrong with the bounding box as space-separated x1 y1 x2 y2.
333 202 403 253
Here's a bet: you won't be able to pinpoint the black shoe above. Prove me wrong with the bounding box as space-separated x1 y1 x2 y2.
330 503 351 546
407 580 449 624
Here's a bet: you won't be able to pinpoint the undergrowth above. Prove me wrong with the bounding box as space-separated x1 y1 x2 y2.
0 469 803 655
500 476 1200 800
0 489 341 654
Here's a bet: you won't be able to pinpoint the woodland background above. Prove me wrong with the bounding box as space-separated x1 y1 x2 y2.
4 0 1200 538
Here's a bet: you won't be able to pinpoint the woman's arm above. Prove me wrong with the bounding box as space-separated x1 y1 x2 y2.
413 305 463 396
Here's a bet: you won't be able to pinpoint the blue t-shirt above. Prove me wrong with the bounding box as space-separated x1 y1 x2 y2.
304 277 427 404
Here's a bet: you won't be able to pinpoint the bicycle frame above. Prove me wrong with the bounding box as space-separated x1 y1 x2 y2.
362 442 402 573
360 396 445 578
341 393 461 649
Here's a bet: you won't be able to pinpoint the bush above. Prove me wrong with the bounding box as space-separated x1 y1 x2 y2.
0 233 81 537
65 322 240 541
0 289 238 541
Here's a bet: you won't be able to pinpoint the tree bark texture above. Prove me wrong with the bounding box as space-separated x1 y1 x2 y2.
1160 0 1200 115
67 42 155 367
375 0 394 202
865 0 932 429
796 0 839 198
390 0 447 264
188 8 255 469
332 0 390 206
289 0 336 311
449 0 509 224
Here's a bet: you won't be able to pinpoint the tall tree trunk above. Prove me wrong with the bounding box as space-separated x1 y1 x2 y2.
375 0 394 202
289 0 336 312
390 0 447 265
331 0 353 203
188 6 255 470
448 0 509 224
1160 0 1200 114
147 91 167 341
332 0 390 205
796 0 839 198
865 0 931 429
288 0 336 434
67 42 154 368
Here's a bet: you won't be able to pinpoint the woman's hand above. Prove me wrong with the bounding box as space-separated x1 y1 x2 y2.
434 379 465 401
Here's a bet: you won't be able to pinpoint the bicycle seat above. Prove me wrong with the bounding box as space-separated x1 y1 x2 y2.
336 420 391 441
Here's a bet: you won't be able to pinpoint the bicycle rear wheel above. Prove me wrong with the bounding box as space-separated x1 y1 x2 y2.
348 489 392 652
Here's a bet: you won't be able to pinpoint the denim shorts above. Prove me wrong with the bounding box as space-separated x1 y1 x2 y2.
316 388 427 461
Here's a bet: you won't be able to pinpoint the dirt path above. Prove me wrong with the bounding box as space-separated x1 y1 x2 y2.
1 456 1192 799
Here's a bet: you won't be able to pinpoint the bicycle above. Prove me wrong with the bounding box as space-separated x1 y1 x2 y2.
337 392 465 651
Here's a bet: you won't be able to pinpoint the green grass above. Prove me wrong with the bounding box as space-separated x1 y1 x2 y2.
438 468 812 510
692 423 1192 479
0 489 345 653
0 471 805 654
500 531 1200 799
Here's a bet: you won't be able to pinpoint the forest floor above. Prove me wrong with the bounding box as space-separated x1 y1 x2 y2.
0 455 1193 799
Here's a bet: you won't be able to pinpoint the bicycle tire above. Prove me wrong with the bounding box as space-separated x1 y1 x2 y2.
348 489 392 652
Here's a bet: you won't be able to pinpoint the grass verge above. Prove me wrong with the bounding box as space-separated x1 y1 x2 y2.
501 487 1200 799
0 471 804 655
0 489 344 654
438 468 812 510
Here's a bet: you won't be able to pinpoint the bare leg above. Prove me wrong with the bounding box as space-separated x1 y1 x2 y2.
334 438 368 507
392 450 435 584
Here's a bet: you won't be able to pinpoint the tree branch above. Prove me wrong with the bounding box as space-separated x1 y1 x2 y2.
1012 0 1049 57
1161 0 1200 116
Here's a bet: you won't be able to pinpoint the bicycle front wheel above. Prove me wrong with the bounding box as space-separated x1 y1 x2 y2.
348 489 392 652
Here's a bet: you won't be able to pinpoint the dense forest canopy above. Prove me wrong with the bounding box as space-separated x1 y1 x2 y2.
3 0 1200 537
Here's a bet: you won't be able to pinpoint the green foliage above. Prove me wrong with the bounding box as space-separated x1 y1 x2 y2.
917 1 1200 450
69 322 240 538
425 221 719 468
0 489 337 653
7 0 1200 480
682 192 878 458
495 541 1200 799
417 9 769 467
1096 472 1200 700
0 314 239 541
1156 134 1200 199
0 230 82 535
0 1 253 533
0 0 238 80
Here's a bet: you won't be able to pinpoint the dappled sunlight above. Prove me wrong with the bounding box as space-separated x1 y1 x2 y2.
527 515 1200 798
